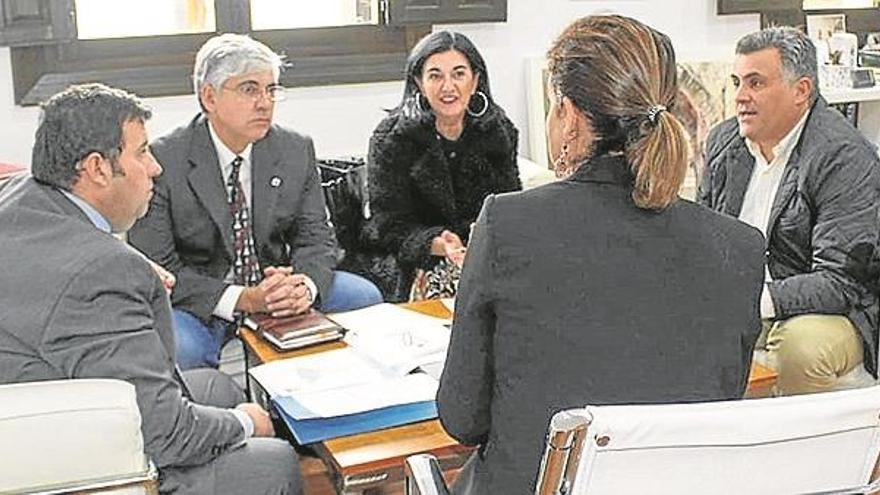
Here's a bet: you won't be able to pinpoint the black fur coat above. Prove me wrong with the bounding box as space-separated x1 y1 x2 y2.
345 105 521 300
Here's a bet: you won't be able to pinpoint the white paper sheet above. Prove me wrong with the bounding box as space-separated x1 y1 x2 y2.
284 373 439 419
248 347 393 397
331 303 452 376
440 297 455 314
331 302 452 328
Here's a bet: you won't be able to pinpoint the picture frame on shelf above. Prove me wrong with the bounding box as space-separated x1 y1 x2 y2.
806 13 847 43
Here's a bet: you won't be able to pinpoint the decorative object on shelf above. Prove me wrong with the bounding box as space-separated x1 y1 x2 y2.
851 68 876 88
820 64 853 89
807 13 847 65
829 31 859 66
859 32 880 68
808 14 860 90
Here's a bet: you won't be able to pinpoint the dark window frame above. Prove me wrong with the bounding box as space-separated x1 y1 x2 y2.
716 0 799 15
2 0 507 105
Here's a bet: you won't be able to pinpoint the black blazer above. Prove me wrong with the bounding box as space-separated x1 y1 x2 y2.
438 155 765 495
129 115 338 322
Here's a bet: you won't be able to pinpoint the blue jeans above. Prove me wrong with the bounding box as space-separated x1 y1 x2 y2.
319 270 384 313
173 270 383 370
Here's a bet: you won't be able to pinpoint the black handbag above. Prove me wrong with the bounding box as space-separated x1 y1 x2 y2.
317 157 369 253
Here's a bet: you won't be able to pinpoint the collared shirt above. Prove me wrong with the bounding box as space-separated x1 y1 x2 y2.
61 189 112 233
62 187 254 439
740 109 810 318
740 109 810 237
208 122 317 321
210 123 254 210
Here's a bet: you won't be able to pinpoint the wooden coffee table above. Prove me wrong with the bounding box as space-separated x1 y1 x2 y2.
240 300 777 494
240 300 469 494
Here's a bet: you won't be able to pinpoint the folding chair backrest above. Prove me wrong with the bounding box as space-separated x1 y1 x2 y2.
538 386 880 495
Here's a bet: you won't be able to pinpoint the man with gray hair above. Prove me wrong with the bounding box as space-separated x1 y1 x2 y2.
129 34 382 370
0 83 301 494
699 26 880 395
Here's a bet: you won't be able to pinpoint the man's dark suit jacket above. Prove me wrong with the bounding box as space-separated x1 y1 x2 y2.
129 115 338 322
437 155 765 495
0 176 244 490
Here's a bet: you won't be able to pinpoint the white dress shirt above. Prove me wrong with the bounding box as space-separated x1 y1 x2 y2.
208 123 317 321
740 109 810 318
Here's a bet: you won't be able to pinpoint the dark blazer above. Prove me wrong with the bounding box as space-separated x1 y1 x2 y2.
699 97 880 375
0 176 244 490
128 115 338 322
438 155 765 495
356 106 521 299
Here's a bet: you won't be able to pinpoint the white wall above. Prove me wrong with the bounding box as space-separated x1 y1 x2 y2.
0 0 759 168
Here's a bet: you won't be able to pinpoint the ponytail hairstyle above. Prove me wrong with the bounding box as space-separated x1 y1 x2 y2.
546 15 690 210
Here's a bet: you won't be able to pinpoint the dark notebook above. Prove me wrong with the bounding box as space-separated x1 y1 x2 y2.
244 310 345 351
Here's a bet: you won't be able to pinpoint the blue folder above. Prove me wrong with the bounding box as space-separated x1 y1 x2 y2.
272 396 438 445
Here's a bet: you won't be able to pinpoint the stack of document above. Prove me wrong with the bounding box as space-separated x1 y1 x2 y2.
249 303 455 443
249 347 438 416
332 303 452 379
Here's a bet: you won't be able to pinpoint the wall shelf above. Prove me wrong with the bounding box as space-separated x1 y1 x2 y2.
818 86 880 146
822 86 880 104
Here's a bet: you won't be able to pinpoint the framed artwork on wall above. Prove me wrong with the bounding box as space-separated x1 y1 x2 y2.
526 57 552 169
675 61 737 199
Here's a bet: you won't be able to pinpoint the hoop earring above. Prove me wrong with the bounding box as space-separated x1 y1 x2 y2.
553 142 572 179
466 91 489 118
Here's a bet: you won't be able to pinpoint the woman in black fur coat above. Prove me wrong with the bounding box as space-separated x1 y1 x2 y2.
354 31 521 301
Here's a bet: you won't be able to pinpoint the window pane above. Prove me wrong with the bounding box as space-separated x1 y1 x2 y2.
250 0 378 30
75 0 216 40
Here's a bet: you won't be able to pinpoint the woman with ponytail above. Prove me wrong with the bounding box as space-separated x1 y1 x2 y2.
437 15 766 494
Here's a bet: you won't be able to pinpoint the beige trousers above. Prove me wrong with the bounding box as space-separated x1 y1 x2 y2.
757 314 864 396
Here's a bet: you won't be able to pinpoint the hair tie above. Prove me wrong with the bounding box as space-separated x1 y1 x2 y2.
646 104 667 125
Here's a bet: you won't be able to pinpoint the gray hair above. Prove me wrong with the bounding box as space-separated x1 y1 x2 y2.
32 83 151 190
736 26 819 100
192 33 284 95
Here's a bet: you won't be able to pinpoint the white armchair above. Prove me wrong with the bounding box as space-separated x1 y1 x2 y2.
406 386 880 495
0 379 157 494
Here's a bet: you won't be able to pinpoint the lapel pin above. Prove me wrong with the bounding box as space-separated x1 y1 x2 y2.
270 176 282 188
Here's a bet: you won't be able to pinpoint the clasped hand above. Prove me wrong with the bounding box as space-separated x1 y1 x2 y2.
239 266 313 317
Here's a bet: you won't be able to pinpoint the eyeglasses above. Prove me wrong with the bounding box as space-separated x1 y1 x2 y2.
223 81 286 103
